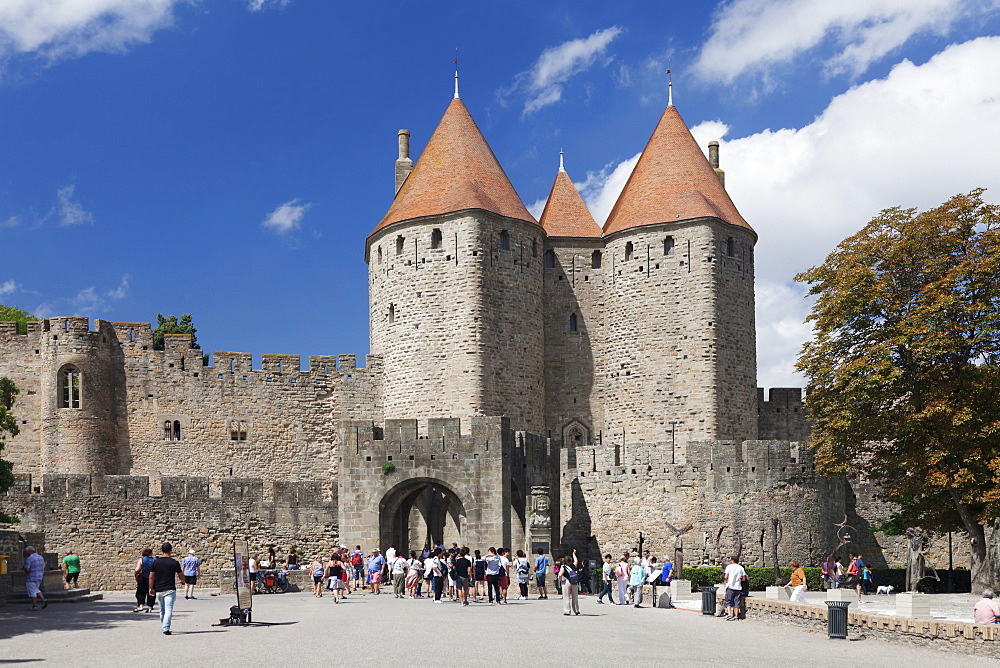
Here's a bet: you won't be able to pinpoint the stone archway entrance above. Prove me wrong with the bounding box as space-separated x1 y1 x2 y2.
380 478 466 554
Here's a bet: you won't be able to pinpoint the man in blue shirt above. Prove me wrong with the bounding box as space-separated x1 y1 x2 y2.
367 548 386 594
661 556 674 584
534 548 550 600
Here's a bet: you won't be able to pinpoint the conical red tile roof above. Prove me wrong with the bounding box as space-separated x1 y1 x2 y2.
538 170 601 238
371 99 536 236
602 106 752 235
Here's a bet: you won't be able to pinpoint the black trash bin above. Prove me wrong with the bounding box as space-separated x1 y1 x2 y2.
825 601 851 639
701 586 718 615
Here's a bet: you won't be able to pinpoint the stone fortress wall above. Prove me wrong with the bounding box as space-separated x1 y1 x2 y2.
3 472 337 591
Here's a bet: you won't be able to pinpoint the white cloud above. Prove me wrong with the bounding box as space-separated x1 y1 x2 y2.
0 215 18 228
693 0 994 86
0 0 187 64
247 0 291 10
0 279 18 296
568 37 1000 388
55 184 94 226
499 26 624 115
261 198 311 234
35 273 131 318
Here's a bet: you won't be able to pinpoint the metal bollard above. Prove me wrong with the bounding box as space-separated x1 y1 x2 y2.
825 601 851 639
701 586 718 615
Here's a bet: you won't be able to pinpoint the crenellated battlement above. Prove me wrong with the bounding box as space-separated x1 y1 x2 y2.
9 472 334 506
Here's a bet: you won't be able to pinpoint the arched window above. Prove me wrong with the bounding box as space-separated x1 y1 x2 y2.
431 228 443 249
591 250 602 269
625 241 634 260
396 235 405 255
388 303 395 324
726 237 735 257
571 428 583 445
499 230 510 251
377 246 383 264
532 239 538 257
664 236 675 256
59 365 81 409
230 359 236 374
164 420 173 441
544 249 555 268
173 420 181 441
569 313 578 332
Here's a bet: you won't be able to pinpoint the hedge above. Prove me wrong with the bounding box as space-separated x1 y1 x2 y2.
680 567 969 593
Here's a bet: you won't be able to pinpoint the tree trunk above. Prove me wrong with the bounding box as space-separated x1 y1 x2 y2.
948 490 998 590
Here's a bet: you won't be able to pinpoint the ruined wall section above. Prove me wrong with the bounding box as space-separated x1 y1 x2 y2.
368 211 544 434
542 239 605 445
601 221 736 446
0 321 45 480
3 472 337 591
560 439 847 567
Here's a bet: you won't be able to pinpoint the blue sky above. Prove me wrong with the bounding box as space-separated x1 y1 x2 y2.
2 0 1000 389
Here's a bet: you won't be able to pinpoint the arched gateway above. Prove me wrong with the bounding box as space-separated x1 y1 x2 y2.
337 417 558 555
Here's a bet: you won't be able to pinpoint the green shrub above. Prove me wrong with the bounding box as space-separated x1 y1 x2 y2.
381 461 396 475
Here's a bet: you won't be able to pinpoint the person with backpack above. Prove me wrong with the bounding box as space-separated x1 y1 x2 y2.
560 552 581 615
133 548 156 613
350 546 365 590
514 549 531 599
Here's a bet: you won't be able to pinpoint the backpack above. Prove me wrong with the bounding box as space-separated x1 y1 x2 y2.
517 558 529 574
565 566 580 585
351 552 363 566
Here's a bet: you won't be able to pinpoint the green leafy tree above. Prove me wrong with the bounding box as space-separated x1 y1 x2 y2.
796 189 1000 589
152 313 200 351
0 378 19 523
0 305 38 335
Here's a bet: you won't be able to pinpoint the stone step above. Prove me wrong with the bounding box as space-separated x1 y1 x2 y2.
7 588 103 604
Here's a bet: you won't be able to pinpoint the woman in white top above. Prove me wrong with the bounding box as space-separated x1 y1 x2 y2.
514 549 531 600
406 551 422 599
560 552 581 615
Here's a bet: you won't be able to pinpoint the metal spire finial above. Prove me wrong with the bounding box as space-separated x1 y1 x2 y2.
454 49 460 99
667 68 673 107
559 149 565 173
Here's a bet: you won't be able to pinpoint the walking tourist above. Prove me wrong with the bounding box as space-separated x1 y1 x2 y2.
628 557 646 607
149 542 185 635
723 555 747 621
428 548 445 602
311 555 325 597
578 557 592 594
484 547 503 604
182 549 201 599
473 549 485 601
534 548 550 599
453 547 472 606
498 547 512 602
23 546 47 611
350 546 365 589
406 551 422 598
974 589 1000 624
597 553 614 604
327 557 346 603
615 556 630 605
560 553 580 615
514 549 531 599
368 548 386 594
133 548 155 612
390 550 408 598
61 549 81 590
786 560 807 602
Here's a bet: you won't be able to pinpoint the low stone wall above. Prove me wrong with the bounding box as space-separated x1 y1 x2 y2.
732 594 1000 660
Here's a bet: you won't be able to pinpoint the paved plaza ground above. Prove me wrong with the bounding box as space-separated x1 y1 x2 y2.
0 588 990 666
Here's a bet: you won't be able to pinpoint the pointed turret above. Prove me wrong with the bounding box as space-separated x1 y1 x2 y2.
538 166 601 238
371 99 536 236
602 106 752 236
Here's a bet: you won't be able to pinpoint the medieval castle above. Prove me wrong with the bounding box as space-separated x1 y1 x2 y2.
0 84 930 589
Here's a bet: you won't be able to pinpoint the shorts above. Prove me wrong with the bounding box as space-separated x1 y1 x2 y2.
724 587 741 607
535 574 546 587
454 576 470 590
499 576 510 589
26 579 42 598
369 571 382 584
185 575 197 585
65 572 79 584
329 578 345 590
314 576 324 584
352 564 364 578
250 572 258 582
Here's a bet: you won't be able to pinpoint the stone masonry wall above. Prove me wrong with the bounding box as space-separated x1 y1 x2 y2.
368 211 545 433
542 239 606 444
0 318 382 484
3 473 338 591
560 439 847 567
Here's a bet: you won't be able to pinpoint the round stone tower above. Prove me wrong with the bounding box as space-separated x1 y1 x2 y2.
39 317 125 475
600 104 758 445
367 96 545 433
